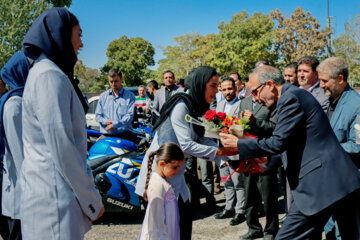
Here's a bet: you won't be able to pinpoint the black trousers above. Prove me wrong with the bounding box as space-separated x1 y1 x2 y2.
5 217 22 240
0 214 9 239
0 175 9 239
277 188 360 240
178 195 193 240
243 168 279 235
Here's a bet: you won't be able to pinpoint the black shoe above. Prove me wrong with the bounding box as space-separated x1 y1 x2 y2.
239 231 263 240
263 233 275 240
229 213 246 226
214 209 234 219
204 203 217 215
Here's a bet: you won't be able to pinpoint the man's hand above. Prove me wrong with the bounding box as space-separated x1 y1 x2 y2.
90 204 105 222
220 133 239 148
105 120 112 125
105 124 114 132
241 110 254 124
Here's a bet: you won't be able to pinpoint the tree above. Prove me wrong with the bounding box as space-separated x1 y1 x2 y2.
271 7 330 67
206 11 275 77
0 0 48 67
74 59 101 93
105 35 155 86
333 14 360 86
155 32 217 81
48 0 72 7
74 59 87 79
0 0 72 67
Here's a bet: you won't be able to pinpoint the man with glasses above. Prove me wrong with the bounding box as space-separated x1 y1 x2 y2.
231 71 278 240
220 65 360 239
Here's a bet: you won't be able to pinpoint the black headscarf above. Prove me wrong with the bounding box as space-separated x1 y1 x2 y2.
22 7 88 113
152 66 217 137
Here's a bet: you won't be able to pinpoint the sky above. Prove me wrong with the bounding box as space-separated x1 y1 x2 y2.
69 0 360 71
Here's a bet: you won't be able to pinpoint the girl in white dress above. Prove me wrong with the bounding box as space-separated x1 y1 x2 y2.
138 142 185 240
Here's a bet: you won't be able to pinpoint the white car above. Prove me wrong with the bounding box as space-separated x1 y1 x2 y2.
86 95 100 131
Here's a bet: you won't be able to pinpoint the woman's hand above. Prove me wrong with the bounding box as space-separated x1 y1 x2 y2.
90 204 105 222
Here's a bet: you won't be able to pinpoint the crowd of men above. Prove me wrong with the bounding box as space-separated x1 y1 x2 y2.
1 52 359 240
90 55 360 240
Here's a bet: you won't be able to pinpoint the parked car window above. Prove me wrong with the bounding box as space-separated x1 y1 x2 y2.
88 98 98 114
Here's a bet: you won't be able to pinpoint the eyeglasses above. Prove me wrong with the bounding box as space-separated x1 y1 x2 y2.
251 83 265 96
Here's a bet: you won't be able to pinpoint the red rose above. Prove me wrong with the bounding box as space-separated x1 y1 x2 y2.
216 112 226 121
204 110 217 120
222 128 229 134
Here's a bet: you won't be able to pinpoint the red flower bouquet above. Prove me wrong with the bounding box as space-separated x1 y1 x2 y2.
185 110 250 139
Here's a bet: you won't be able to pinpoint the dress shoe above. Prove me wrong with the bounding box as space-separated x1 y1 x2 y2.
204 203 217 215
239 231 263 240
263 233 275 240
229 213 246 226
214 209 234 219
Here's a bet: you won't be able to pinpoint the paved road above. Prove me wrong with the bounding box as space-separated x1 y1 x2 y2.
85 190 286 240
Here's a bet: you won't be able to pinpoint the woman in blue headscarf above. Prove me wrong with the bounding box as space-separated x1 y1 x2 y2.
20 8 103 240
0 51 29 240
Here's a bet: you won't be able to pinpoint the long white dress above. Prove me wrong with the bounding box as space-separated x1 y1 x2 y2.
138 172 180 240
21 54 102 240
135 100 219 201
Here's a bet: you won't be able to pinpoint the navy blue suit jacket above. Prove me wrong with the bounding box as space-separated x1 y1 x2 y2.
237 82 360 216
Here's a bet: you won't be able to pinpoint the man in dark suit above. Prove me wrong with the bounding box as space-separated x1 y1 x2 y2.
234 90 278 240
220 65 360 239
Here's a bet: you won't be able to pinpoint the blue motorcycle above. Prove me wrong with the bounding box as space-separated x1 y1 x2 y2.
86 123 152 212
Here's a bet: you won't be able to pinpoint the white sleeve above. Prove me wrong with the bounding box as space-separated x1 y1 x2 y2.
33 70 102 220
3 96 24 176
170 103 218 160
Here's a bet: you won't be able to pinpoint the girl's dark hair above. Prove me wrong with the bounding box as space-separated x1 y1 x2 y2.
143 142 184 201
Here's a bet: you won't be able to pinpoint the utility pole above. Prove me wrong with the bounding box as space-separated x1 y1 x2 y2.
326 0 335 56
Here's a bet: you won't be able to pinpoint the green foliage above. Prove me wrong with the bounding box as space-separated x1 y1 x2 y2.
206 11 276 77
48 0 72 7
155 32 215 81
0 0 72 68
105 35 155 86
74 59 101 93
0 0 48 67
333 14 360 86
271 7 330 67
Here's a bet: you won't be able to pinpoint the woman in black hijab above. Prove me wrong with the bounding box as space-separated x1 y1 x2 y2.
136 66 235 240
20 8 103 240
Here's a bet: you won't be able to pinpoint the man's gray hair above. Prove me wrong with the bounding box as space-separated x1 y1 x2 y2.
254 66 284 85
317 57 348 82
